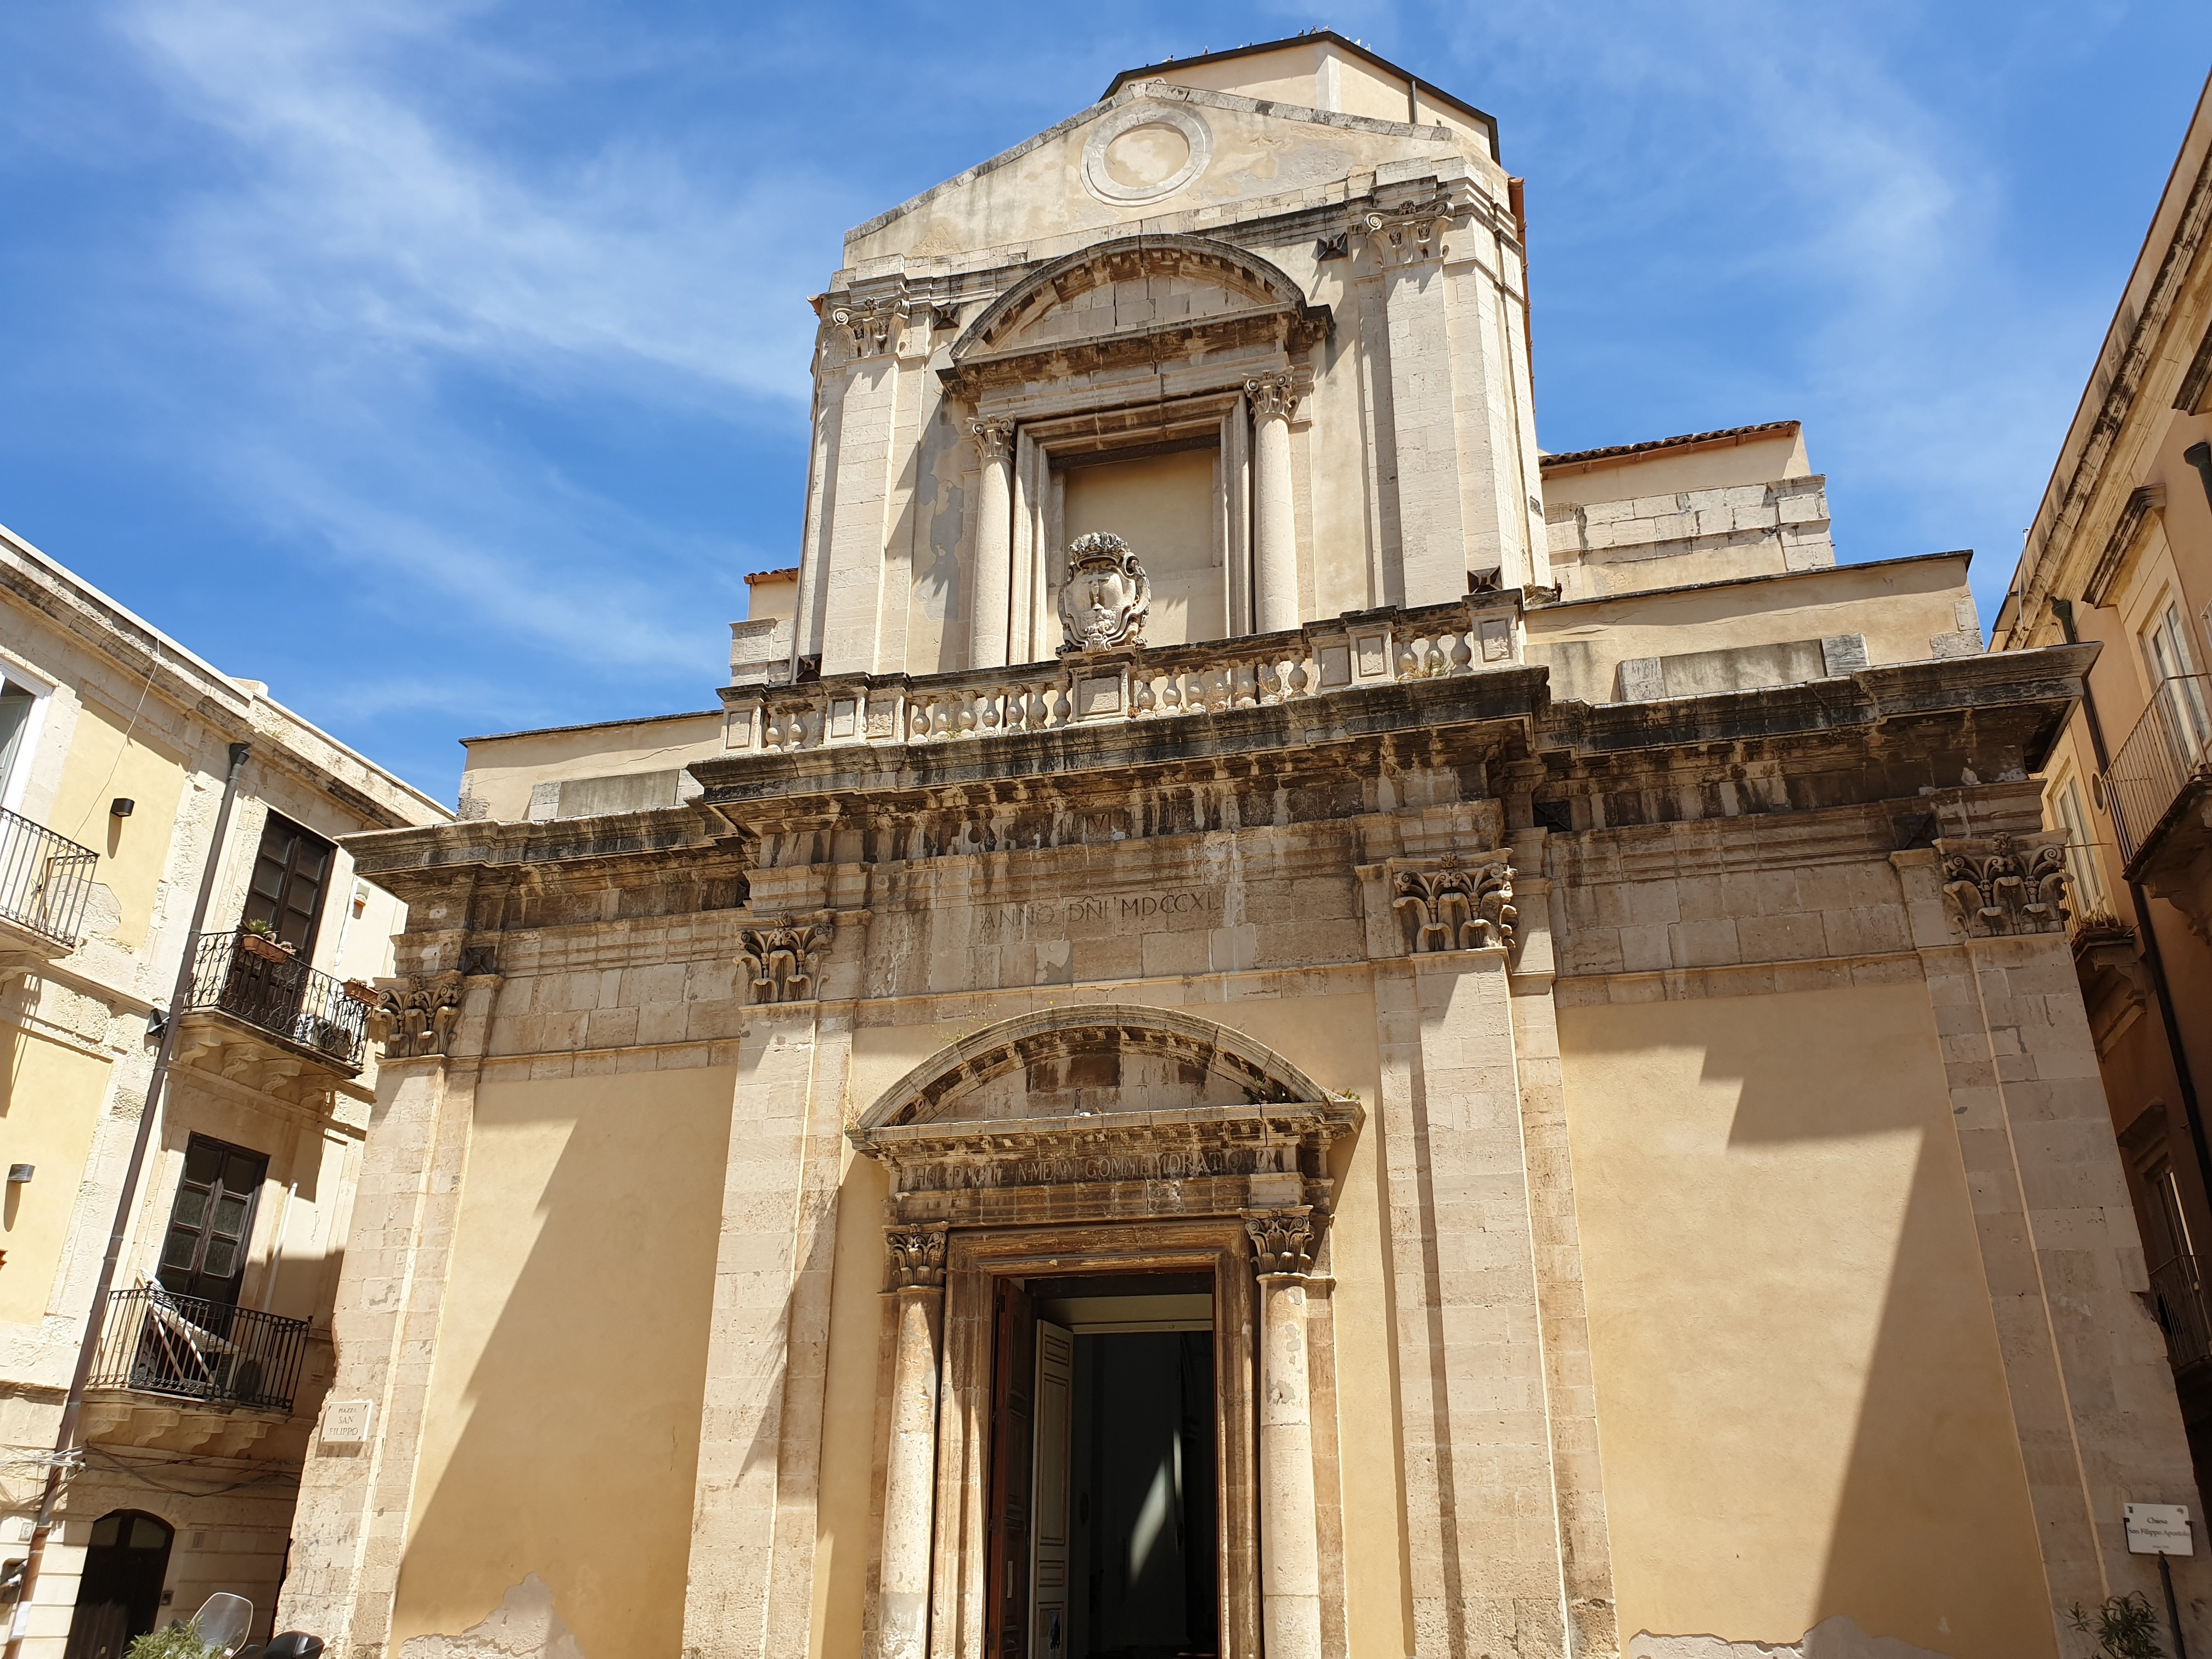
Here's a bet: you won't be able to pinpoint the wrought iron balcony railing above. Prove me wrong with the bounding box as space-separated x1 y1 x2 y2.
89 1285 311 1413
0 805 98 948
182 929 370 1070
2149 1251 2212 1373
2108 672 2212 870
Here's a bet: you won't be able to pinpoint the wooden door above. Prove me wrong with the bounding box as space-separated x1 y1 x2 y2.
1030 1321 1074 1659
985 1278 1038 1658
156 1135 267 1306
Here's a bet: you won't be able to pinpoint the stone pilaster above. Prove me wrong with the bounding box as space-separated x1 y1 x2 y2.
1365 849 1573 1658
877 1231 947 1659
1247 1210 1324 1659
276 971 504 1658
1897 842 2211 1651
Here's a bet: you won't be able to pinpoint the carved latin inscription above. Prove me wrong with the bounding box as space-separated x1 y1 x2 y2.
740 914 837 1003
1393 854 1517 953
1245 1210 1319 1277
368 972 465 1060
1939 833 2070 938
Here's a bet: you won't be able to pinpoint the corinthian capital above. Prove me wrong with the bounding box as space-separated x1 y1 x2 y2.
1245 1210 1321 1277
970 417 1016 462
1245 375 1299 421
1358 192 1466 266
739 913 837 1004
365 971 466 1060
886 1227 948 1290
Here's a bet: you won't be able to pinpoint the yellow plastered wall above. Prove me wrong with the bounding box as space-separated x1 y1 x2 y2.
0 1034 113 1324
1063 450 1222 646
47 696 187 951
388 1069 732 1659
1558 983 2053 1656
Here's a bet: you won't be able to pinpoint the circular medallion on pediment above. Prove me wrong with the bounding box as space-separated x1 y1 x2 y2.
1082 101 1214 207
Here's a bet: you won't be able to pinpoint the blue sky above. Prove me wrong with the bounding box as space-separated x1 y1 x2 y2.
2 2 2208 800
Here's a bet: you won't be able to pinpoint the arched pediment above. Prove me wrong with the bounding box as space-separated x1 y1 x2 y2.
856 1002 1331 1130
945 236 1328 375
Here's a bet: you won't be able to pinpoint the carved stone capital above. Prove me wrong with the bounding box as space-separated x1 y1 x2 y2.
366 970 465 1060
886 1227 948 1291
1936 832 2070 938
1359 193 1467 266
1391 853 1516 954
970 417 1016 463
1245 1210 1320 1277
1245 375 1299 422
825 293 909 355
740 913 837 1004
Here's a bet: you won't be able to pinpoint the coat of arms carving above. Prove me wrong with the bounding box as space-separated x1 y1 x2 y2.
1058 532 1150 652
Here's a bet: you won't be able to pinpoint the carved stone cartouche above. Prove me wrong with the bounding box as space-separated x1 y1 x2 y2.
1058 532 1151 652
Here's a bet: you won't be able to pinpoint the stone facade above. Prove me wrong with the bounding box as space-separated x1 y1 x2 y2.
280 31 2204 1659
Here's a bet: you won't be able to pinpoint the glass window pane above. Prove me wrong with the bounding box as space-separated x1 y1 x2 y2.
89 1516 120 1548
203 1240 236 1278
225 1153 261 1192
128 1517 169 1550
160 1230 198 1271
183 1142 222 1184
213 1195 247 1236
172 1189 207 1229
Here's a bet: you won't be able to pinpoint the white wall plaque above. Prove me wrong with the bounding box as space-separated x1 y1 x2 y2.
2125 1502 2193 1555
322 1400 375 1444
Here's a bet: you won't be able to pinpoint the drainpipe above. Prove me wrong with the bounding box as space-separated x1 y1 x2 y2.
2 741 251 1659
2052 599 2211 1206
2185 441 2211 512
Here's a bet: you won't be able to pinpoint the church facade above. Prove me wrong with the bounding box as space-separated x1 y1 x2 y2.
278 36 2207 1659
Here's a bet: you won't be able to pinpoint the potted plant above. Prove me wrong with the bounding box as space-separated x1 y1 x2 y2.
237 918 293 964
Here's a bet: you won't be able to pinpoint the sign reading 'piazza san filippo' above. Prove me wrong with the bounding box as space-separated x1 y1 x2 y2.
267 33 2207 1659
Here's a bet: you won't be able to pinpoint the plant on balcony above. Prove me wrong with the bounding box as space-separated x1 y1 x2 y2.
237 921 296 964
125 1623 227 1659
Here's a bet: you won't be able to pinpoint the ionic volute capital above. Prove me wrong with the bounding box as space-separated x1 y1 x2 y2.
824 293 910 355
1358 192 1466 266
1245 1209 1321 1278
886 1227 948 1291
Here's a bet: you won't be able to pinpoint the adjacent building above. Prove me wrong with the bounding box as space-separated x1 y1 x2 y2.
283 35 2207 1659
0 521 447 1655
1991 68 2212 1497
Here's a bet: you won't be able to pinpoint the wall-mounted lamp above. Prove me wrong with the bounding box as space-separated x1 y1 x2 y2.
110 798 133 818
6 1165 32 1184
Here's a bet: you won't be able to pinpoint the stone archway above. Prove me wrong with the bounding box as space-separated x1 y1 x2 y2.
849 1005 1357 1659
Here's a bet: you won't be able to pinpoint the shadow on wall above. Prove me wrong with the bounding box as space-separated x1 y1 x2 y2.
1717 1008 2055 1654
386 1069 737 1659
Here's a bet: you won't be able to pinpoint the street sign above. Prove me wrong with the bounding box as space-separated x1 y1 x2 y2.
2125 1503 2194 1555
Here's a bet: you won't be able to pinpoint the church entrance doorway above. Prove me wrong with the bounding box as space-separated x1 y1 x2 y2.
990 1273 1221 1659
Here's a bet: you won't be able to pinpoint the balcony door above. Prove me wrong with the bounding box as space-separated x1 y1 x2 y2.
2142 598 2212 761
157 1135 268 1307
245 811 334 953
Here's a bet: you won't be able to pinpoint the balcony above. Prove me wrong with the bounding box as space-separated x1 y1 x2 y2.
168 931 371 1107
718 592 1525 758
89 1285 311 1414
0 805 98 962
2107 674 2212 912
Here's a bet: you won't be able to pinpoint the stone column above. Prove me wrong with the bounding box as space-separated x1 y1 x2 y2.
1247 377 1299 635
969 419 1015 669
1246 1211 1323 1659
879 1229 949 1659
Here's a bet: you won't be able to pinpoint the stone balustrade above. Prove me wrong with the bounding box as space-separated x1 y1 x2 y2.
719 592 1523 757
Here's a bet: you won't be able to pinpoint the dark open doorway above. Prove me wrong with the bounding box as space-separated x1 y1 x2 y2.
64 1511 172 1659
988 1273 1220 1659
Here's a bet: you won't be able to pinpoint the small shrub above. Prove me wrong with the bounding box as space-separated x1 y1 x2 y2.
2069 1593 2164 1659
124 1624 225 1659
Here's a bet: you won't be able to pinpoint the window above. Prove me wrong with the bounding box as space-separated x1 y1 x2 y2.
2052 774 2107 917
2140 1153 2212 1369
156 1135 268 1306
2142 596 2212 753
0 670 50 812
244 812 334 952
